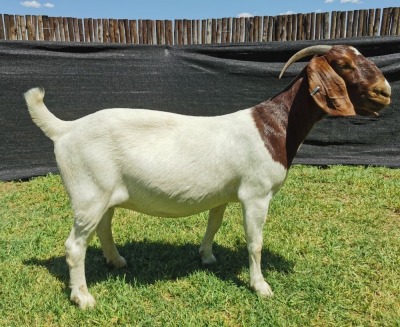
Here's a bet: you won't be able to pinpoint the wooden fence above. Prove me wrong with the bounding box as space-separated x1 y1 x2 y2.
0 7 399 45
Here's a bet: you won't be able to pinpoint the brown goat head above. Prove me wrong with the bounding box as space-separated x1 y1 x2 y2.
281 45 391 117
324 46 391 116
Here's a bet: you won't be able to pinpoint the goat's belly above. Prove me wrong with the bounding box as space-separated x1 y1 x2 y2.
115 184 238 218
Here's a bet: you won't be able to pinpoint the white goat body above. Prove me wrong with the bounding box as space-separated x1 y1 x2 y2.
24 45 391 309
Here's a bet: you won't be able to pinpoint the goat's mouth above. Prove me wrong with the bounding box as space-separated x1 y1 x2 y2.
355 94 391 116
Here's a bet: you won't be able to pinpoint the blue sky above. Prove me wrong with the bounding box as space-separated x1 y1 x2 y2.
1 0 399 20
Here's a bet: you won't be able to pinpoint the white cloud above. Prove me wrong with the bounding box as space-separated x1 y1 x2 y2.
340 0 363 3
21 1 41 8
280 11 296 15
325 0 335 3
20 1 55 9
237 13 254 18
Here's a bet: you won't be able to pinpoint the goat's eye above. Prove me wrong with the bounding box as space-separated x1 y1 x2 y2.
336 62 353 71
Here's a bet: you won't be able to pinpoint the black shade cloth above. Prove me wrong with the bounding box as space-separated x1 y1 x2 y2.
1 37 399 181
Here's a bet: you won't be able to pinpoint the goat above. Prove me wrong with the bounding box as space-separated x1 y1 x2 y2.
24 45 391 309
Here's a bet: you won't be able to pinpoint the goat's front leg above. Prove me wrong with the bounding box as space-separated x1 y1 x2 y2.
199 203 227 264
96 208 126 269
242 195 273 297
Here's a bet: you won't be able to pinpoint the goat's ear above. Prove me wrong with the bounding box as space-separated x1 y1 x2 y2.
307 56 356 116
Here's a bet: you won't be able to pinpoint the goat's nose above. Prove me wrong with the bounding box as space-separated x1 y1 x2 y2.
369 79 391 105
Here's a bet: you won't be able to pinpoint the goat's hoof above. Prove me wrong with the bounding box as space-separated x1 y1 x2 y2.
71 290 96 309
107 255 127 269
199 250 217 265
253 281 274 297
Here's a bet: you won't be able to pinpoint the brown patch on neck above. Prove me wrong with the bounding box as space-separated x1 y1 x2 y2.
251 75 326 169
251 101 289 168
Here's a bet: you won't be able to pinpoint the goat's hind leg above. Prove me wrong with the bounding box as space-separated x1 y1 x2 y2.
96 207 126 269
199 204 227 264
65 203 108 309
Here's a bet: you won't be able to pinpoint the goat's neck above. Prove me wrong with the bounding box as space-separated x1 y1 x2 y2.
252 74 325 169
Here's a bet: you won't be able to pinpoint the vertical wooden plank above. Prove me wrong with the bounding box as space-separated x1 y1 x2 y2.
380 8 388 36
352 10 359 37
192 20 197 44
92 18 97 42
391 7 400 35
177 19 184 45
4 14 10 40
182 19 188 45
200 19 205 44
357 10 365 36
108 19 114 43
73 18 80 42
330 11 337 39
262 16 268 42
54 16 61 41
216 18 222 43
346 11 353 38
254 16 260 42
9 15 17 40
123 19 130 43
295 14 301 40
238 17 244 42
26 15 33 40
340 11 346 38
93 18 99 42
226 17 232 43
15 15 21 40
159 20 165 45
84 18 90 42
0 14 4 40
66 18 74 41
311 13 316 40
373 9 380 36
49 17 56 41
187 20 192 44
367 9 374 36
211 18 217 43
231 18 237 42
156 20 161 44
37 15 44 40
286 15 292 41
323 12 330 39
268 16 274 41
247 17 253 42
206 19 212 44
63 17 69 41
143 19 149 44
129 20 137 44
152 20 157 45
173 19 178 45
160 20 165 45
315 13 321 40
118 20 126 43
103 19 109 43
20 15 28 40
114 19 120 43
221 18 227 43
95 19 100 42
79 18 84 41
164 20 172 45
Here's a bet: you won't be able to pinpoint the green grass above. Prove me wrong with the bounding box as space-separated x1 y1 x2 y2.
1 165 399 326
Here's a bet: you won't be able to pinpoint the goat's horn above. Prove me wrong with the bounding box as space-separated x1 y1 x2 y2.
279 45 333 79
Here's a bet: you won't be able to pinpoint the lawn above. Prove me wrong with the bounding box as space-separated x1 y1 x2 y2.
0 165 399 326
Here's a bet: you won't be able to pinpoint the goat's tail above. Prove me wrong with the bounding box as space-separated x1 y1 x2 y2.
24 87 71 141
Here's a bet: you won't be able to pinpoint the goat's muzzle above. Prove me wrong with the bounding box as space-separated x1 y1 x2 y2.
356 79 391 116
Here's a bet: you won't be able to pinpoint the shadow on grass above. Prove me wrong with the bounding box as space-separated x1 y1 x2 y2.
24 241 294 292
